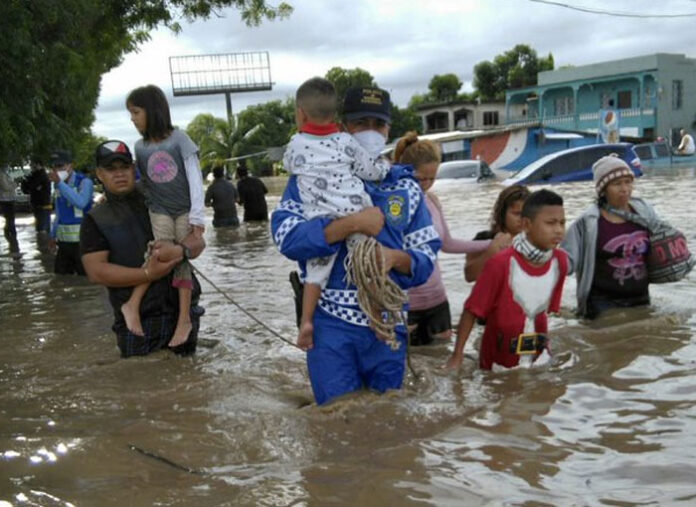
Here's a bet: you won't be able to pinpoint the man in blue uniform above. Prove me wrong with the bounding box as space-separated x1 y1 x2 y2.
271 86 441 405
49 149 94 275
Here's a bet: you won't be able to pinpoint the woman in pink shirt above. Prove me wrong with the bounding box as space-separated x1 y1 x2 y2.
394 132 491 346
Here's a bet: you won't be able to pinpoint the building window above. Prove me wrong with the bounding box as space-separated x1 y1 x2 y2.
554 96 574 116
617 90 632 109
483 111 499 126
672 80 683 110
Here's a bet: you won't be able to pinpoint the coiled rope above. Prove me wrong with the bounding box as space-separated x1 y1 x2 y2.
344 237 409 351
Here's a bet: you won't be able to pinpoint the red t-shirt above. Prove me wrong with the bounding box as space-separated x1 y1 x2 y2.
465 247 568 370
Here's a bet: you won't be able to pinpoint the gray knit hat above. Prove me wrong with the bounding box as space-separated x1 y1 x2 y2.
592 154 633 196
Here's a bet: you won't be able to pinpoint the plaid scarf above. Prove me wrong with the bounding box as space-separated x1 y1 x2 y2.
513 232 553 264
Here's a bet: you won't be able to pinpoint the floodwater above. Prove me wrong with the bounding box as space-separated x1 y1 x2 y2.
2 166 696 506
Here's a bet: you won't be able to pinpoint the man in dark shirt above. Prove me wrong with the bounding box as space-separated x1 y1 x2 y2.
80 140 205 357
21 161 52 233
205 165 239 228
236 164 268 222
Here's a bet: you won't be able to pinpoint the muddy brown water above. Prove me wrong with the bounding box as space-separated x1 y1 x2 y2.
2 166 696 505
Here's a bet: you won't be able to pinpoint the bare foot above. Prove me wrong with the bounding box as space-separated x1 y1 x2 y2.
297 321 314 351
121 302 144 336
168 321 192 347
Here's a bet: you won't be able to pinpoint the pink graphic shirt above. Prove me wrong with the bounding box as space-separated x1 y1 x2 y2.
591 215 649 298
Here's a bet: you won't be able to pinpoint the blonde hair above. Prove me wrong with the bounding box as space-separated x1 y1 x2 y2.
393 131 441 168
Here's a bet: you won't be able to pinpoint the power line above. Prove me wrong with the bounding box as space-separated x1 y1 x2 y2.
530 0 696 18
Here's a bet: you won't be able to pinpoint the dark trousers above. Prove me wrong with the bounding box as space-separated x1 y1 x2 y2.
55 241 86 275
116 306 204 357
33 207 51 233
0 201 19 253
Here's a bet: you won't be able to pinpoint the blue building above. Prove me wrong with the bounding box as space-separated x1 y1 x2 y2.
506 53 696 142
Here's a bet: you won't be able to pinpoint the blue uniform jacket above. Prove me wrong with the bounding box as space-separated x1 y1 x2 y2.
271 164 441 328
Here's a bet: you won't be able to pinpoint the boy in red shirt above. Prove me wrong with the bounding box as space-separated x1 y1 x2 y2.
446 189 568 370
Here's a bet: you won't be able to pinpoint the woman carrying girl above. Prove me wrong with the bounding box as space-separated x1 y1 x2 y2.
121 84 205 346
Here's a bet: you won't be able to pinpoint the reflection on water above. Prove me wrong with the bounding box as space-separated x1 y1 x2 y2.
2 168 696 505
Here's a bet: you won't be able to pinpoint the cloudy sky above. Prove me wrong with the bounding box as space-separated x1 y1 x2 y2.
94 0 696 147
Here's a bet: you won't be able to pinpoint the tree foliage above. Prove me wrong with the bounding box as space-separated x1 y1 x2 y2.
0 0 293 166
428 73 463 102
186 99 294 177
390 106 422 140
473 44 554 102
324 67 377 116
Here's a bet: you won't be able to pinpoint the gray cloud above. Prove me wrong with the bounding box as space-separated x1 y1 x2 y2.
94 0 696 145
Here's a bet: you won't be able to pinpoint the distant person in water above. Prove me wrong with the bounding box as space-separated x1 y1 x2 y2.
205 165 239 228
236 163 268 222
676 129 695 155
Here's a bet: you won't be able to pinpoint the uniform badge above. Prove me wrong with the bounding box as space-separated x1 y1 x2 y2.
385 195 405 226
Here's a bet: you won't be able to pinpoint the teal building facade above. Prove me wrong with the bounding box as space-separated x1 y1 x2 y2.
506 53 696 141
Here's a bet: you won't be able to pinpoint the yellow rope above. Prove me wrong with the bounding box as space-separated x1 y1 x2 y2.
345 237 408 350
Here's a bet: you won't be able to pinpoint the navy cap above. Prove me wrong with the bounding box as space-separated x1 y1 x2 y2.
343 87 392 123
49 149 72 167
95 140 133 167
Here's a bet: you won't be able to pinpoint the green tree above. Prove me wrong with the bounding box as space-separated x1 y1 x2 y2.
324 67 377 116
74 132 109 173
235 99 295 175
473 44 554 101
428 73 463 102
0 0 293 167
390 106 423 141
187 99 294 177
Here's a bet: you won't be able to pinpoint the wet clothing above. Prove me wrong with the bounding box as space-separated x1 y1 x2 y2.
409 193 489 311
0 201 19 254
407 299 451 346
561 198 657 317
80 189 202 357
0 169 19 254
465 248 567 370
55 242 85 275
407 193 488 346
134 129 204 225
237 176 268 221
473 230 495 241
52 171 93 275
205 177 239 228
272 164 441 405
21 168 51 206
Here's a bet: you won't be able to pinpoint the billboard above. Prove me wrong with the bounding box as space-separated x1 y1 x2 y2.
169 51 272 97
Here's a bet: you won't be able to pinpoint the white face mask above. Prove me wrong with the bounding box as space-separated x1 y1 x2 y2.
353 130 387 157
57 170 69 182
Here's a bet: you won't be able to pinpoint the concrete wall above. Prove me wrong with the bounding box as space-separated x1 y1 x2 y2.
655 55 696 139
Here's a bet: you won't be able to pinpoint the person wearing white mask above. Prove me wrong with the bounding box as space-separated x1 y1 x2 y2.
48 149 94 275
272 85 441 405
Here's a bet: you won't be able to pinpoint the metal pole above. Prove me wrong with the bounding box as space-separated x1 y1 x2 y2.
225 92 233 127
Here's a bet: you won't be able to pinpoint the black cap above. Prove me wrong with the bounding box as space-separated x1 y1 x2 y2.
49 149 72 167
95 140 133 167
343 87 392 123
